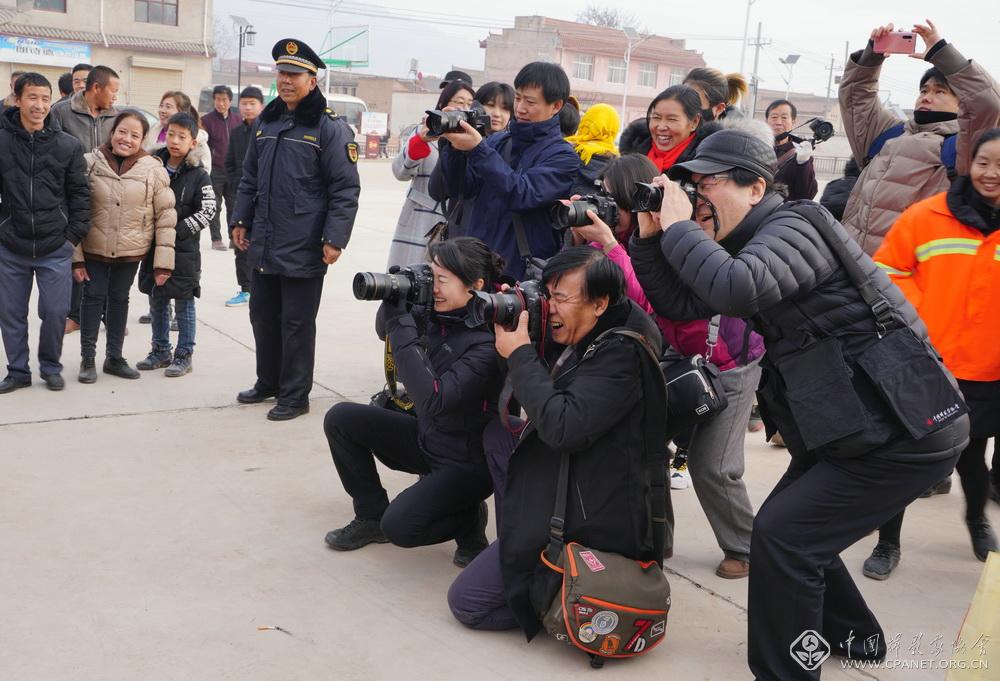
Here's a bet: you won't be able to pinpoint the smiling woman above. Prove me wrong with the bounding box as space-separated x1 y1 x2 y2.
620 84 720 175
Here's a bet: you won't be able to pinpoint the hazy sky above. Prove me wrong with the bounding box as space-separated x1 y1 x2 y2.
219 0 1000 107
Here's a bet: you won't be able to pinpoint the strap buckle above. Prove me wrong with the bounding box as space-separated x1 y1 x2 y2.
870 298 893 338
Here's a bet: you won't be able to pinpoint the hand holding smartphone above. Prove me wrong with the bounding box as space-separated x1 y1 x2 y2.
874 31 916 55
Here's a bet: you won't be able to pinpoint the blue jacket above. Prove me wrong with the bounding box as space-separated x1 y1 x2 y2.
232 88 360 278
440 115 579 279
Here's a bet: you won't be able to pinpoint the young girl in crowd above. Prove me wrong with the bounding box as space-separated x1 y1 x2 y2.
683 67 748 122
74 110 176 383
144 90 211 169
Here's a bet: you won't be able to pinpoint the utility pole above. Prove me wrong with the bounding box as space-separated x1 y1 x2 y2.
748 22 770 119
824 55 835 116
739 0 758 76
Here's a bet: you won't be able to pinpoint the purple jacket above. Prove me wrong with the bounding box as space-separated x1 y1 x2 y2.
201 109 241 171
597 242 765 370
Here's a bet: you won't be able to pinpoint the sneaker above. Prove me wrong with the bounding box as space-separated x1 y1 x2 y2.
967 518 999 561
164 352 193 378
670 450 690 490
748 403 764 433
225 291 250 307
453 502 489 568
64 319 80 334
137 348 173 370
919 475 952 498
102 357 140 380
769 432 786 448
324 518 389 551
138 313 152 324
862 541 901 580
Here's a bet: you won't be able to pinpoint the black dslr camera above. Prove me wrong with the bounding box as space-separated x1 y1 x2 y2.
632 181 699 213
785 117 835 148
353 264 434 307
550 194 620 230
466 280 549 345
425 101 492 136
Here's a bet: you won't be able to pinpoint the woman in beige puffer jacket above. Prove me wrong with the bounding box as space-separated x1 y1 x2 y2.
73 110 177 383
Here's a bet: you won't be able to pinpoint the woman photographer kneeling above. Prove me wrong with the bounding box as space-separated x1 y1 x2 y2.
323 237 504 568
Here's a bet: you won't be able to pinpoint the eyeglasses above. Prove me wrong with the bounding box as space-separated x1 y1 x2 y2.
448 97 473 109
691 173 731 191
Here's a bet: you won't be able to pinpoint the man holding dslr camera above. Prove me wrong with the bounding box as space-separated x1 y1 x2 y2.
437 62 579 279
448 247 668 636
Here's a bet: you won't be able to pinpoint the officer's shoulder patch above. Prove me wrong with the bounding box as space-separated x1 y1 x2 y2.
346 142 359 164
256 129 262 137
325 107 340 120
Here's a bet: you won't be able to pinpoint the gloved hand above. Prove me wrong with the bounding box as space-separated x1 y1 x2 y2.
382 295 410 323
794 140 814 165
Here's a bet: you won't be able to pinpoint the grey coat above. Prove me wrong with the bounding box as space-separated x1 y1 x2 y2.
48 92 119 153
387 129 443 268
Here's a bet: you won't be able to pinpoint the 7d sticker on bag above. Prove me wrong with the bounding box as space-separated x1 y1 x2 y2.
578 550 606 572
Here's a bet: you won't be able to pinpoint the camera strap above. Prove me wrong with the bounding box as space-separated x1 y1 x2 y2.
501 137 534 260
383 338 415 411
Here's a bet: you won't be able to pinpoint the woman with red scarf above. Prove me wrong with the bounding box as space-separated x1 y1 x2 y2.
619 85 720 173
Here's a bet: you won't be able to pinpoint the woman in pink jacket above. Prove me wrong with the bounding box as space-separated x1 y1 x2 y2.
571 153 765 579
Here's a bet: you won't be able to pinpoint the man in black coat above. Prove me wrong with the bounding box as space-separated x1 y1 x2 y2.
628 129 968 681
231 39 361 421
0 73 90 393
447 247 668 637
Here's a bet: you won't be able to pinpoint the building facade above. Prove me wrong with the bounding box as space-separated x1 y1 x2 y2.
482 16 705 124
1 0 212 113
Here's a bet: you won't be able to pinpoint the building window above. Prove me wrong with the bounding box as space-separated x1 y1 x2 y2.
607 58 626 84
669 67 686 86
34 0 66 10
135 0 178 26
573 54 594 81
638 63 658 88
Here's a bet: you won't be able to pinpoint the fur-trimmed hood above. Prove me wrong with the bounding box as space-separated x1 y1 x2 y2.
260 86 328 126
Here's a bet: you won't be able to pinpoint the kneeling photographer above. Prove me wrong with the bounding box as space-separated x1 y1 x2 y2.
323 237 503 568
565 154 765 579
448 247 668 643
628 128 969 681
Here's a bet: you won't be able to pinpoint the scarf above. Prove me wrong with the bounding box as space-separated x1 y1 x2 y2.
647 133 694 172
565 103 620 165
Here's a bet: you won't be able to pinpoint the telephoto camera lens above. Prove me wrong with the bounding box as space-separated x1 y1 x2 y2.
352 271 412 302
425 109 463 136
550 200 596 230
632 182 663 212
467 290 524 329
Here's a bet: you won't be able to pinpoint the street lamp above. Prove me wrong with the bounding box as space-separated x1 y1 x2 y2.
620 26 647 130
232 15 257 94
779 53 800 98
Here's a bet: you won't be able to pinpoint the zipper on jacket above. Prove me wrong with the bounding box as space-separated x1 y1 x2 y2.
29 134 36 258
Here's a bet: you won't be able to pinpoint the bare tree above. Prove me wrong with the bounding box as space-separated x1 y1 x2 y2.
575 5 642 30
213 17 237 69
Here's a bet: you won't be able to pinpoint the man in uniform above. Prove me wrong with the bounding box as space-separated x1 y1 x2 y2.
231 39 361 421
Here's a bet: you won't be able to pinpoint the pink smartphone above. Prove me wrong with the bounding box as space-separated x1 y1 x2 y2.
874 31 917 55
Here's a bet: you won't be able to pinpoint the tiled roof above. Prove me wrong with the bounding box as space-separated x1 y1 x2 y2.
0 23 212 56
540 17 704 68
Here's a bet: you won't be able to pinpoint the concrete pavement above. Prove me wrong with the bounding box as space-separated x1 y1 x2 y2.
1 161 995 681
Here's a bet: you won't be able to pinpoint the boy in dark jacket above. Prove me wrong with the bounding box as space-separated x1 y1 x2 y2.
0 73 90 393
137 113 217 377
223 86 264 306
438 62 579 279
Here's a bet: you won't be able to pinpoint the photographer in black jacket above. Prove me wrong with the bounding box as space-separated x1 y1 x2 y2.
448 247 667 636
323 238 503 568
629 128 968 681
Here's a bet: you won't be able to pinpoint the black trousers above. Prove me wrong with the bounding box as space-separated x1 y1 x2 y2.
80 260 140 361
209 168 230 243
747 424 966 681
68 279 83 324
324 402 493 548
233 244 252 293
249 271 323 407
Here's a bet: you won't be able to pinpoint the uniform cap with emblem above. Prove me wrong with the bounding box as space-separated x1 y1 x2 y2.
272 38 326 75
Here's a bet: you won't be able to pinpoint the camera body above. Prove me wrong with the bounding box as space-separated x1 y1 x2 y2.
632 181 699 213
425 101 492 137
808 118 835 144
353 264 434 307
550 194 620 230
467 280 549 345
